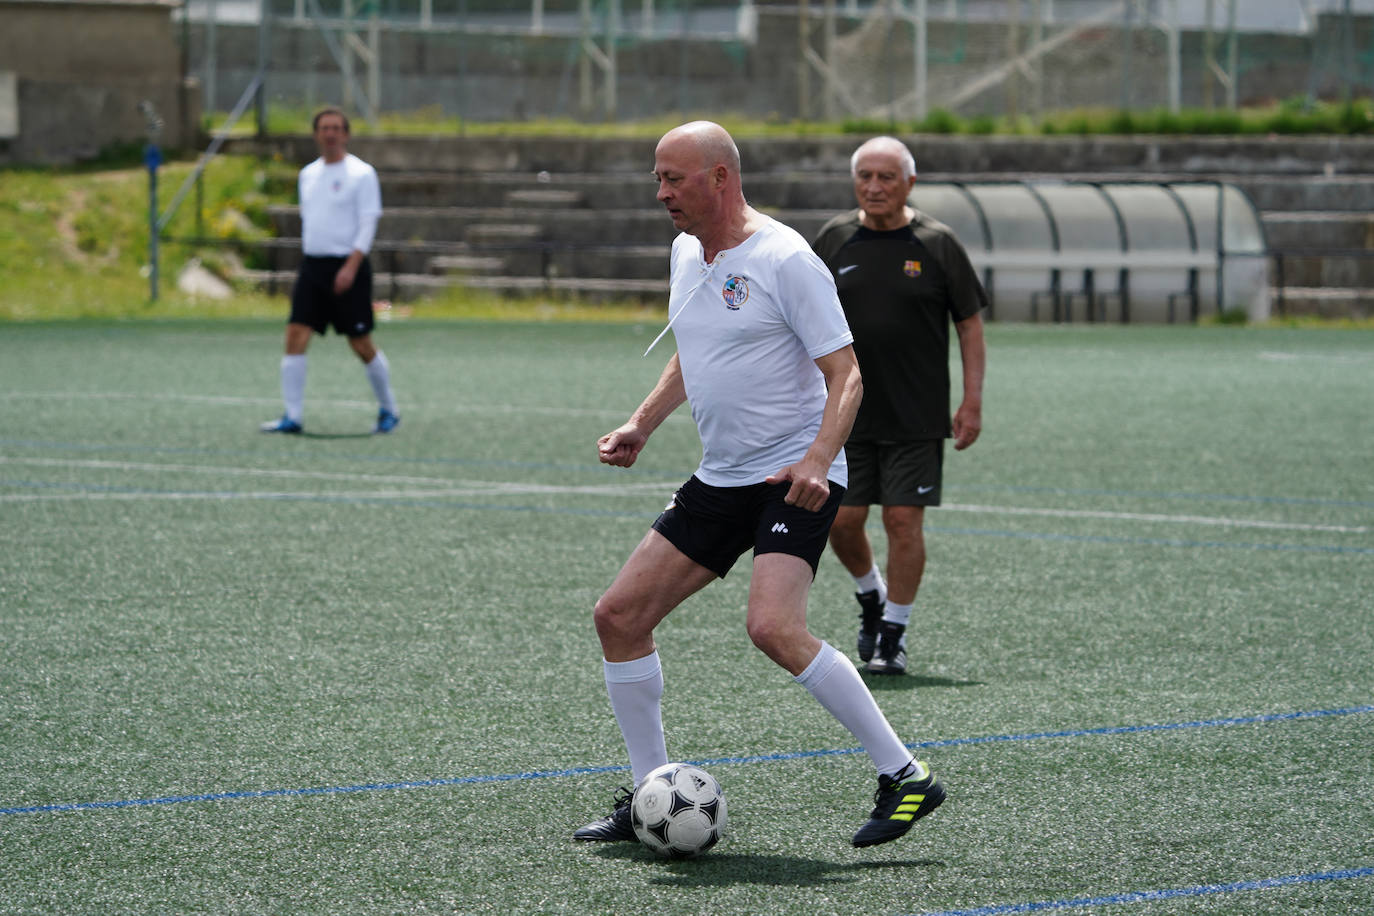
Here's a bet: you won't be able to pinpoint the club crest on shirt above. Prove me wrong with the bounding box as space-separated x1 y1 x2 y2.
332 180 343 192
721 274 749 310
903 259 922 277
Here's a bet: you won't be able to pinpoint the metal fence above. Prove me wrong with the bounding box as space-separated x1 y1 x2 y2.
176 0 1374 128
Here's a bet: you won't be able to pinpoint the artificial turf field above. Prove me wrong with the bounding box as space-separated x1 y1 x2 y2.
0 318 1370 916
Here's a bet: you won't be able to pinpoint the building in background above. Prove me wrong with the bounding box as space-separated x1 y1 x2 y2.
0 0 201 165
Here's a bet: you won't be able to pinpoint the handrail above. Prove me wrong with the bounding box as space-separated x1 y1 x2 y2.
1156 182 1202 320
156 70 264 234
1021 181 1062 320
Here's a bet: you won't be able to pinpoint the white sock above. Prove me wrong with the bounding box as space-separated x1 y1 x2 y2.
853 564 886 600
280 354 306 423
364 350 398 415
794 641 917 779
604 652 668 787
883 600 913 628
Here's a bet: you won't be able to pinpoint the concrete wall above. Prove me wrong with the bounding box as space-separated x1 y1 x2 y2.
0 0 201 164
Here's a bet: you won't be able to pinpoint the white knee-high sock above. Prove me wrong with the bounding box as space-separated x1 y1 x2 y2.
604 652 668 786
795 641 920 779
364 350 397 414
281 354 306 423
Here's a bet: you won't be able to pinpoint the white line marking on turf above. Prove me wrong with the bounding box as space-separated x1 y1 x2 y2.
1 459 1364 533
0 483 671 502
0 457 673 493
0 390 658 420
1258 351 1373 364
941 502 1368 534
1 391 315 407
0 469 1364 535
0 455 462 487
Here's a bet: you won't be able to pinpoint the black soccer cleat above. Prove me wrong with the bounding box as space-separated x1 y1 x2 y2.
855 589 885 662
852 762 945 848
866 620 907 675
573 786 637 842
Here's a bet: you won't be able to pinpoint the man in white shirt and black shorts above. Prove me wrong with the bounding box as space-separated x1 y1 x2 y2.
261 107 400 435
572 121 945 850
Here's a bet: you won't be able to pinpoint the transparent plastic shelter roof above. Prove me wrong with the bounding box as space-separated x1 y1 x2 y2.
907 181 1268 322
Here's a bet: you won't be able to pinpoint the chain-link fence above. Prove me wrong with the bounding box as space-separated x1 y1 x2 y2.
177 0 1374 129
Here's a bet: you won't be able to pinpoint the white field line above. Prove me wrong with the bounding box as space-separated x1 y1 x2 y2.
1258 351 1373 364
0 456 671 498
941 502 1367 534
0 488 664 503
0 390 653 420
1 455 466 487
0 456 1364 534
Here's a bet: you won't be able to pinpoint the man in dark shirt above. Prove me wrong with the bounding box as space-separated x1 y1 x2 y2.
812 136 987 675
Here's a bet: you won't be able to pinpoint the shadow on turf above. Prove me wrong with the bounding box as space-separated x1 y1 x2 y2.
300 431 375 440
594 845 944 887
861 672 984 691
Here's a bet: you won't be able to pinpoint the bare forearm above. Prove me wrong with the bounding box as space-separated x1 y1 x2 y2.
629 353 688 436
808 346 863 468
956 314 985 408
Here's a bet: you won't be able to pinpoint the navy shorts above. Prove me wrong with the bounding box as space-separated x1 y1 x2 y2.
651 475 846 579
841 439 945 507
290 255 374 337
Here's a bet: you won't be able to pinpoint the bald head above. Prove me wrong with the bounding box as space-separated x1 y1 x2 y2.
657 120 741 178
850 136 917 181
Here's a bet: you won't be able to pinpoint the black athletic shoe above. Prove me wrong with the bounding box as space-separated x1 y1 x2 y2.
855 589 885 662
573 786 637 842
866 621 907 675
852 762 945 848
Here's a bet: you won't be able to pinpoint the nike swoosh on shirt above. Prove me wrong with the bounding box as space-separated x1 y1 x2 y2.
837 265 859 275
917 485 935 494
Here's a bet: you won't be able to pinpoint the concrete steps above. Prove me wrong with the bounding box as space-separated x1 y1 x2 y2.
239 156 1374 317
1272 286 1374 319
241 269 664 302
1260 209 1374 318
1262 211 1374 250
376 169 1374 214
247 203 840 302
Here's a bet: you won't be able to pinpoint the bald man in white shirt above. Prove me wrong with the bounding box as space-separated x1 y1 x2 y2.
573 121 945 850
262 107 399 435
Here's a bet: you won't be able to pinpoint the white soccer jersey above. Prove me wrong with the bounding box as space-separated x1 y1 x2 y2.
666 216 854 487
298 153 382 257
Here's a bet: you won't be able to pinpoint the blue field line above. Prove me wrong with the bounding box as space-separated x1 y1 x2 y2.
3 704 1370 819
691 704 1374 767
904 865 1374 916
5 478 1372 555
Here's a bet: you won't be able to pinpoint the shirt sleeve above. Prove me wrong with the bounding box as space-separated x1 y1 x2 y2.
351 164 382 255
919 220 989 321
776 245 854 360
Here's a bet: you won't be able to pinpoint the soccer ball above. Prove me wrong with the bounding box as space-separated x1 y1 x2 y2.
630 762 727 858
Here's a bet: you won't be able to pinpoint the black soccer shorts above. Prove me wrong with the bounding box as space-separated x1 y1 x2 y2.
651 475 845 579
289 255 375 337
841 439 945 507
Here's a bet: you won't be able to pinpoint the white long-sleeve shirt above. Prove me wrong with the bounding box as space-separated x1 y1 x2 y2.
298 153 381 257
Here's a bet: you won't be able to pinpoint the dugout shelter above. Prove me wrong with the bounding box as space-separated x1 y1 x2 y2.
911 180 1269 323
